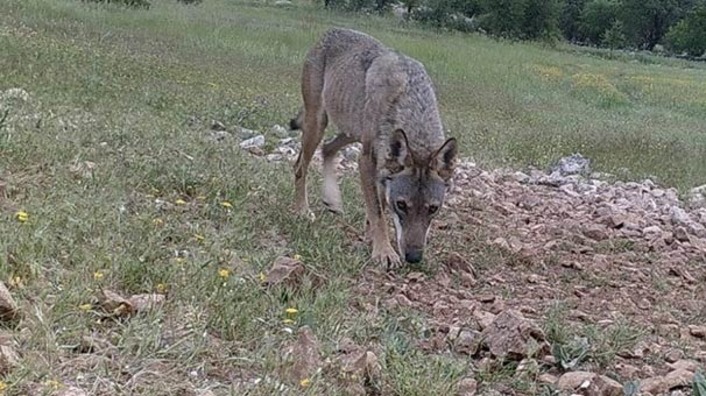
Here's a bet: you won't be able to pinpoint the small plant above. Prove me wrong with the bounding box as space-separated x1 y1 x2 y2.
694 371 706 396
551 336 590 370
622 380 640 396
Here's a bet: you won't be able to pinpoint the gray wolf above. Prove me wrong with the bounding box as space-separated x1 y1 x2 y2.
289 27 457 269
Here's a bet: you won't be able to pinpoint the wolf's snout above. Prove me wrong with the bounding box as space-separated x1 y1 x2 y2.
404 249 423 263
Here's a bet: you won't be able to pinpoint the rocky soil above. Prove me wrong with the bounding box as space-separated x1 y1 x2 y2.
227 125 706 395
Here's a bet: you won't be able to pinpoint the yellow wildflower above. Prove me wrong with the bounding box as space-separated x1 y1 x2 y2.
175 257 186 264
93 271 104 280
175 199 186 205
44 379 62 390
300 378 311 388
258 272 266 283
283 318 295 325
8 276 23 288
218 268 230 278
0 380 7 391
293 254 302 261
285 307 299 315
15 210 28 223
152 218 164 226
156 283 168 293
221 201 233 209
79 303 92 312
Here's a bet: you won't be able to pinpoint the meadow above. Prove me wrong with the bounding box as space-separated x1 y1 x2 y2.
1 0 706 394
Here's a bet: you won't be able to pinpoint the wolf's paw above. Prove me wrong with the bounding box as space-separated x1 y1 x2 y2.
293 204 316 222
372 244 401 271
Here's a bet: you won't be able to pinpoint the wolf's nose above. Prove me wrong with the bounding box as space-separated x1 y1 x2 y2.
405 250 423 263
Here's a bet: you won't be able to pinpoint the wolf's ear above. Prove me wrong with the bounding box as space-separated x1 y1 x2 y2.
431 137 457 182
386 129 411 173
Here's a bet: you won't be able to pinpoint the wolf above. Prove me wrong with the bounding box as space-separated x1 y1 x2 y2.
289 27 458 269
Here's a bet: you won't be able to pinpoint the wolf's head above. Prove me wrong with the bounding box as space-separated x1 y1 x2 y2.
383 129 457 264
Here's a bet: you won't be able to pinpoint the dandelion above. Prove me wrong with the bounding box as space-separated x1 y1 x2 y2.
300 378 311 388
218 268 230 279
93 271 104 280
156 283 168 293
220 201 233 209
285 307 299 315
79 303 92 312
175 199 186 205
15 210 28 223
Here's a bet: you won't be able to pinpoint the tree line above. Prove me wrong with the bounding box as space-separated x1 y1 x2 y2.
325 0 706 58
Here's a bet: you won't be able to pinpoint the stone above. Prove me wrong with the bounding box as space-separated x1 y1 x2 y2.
269 124 289 137
556 371 595 391
457 377 477 396
0 282 19 321
0 344 20 375
550 153 591 176
480 309 547 360
239 135 265 150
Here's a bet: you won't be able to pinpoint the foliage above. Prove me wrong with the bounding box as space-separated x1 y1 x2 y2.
81 0 151 8
665 3 706 56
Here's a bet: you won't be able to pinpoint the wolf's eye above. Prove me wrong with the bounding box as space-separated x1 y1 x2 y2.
428 205 439 215
395 200 408 212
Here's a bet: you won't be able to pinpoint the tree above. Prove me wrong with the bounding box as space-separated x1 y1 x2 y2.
479 0 528 38
619 0 681 50
524 0 562 40
665 3 706 56
560 0 589 42
602 19 627 48
579 0 620 45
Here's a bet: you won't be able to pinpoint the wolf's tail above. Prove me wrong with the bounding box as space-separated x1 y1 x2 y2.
289 107 304 131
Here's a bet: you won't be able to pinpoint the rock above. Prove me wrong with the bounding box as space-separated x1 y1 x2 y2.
689 325 706 338
664 350 683 364
473 309 495 330
669 206 692 226
210 120 226 131
480 309 547 360
588 375 623 396
455 330 481 356
269 124 289 138
0 345 19 375
584 225 609 241
550 153 591 176
262 256 306 288
667 359 699 372
0 281 19 321
640 369 694 394
282 326 321 385
643 225 662 235
539 373 558 384
332 341 381 395
274 0 293 6
239 135 265 150
556 371 595 391
457 377 477 396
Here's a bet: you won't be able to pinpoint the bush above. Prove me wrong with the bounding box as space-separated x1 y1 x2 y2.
665 4 706 57
82 0 151 8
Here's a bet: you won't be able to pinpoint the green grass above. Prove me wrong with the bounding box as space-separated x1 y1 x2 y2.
1 0 705 394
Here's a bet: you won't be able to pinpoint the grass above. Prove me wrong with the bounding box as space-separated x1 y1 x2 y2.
1 0 705 394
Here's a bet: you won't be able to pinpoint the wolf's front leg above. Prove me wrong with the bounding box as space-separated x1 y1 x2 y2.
359 149 401 270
